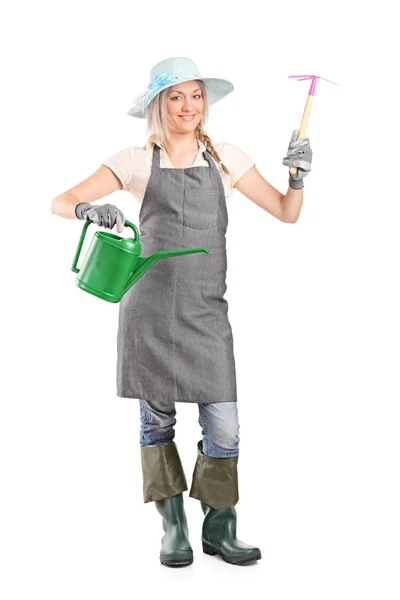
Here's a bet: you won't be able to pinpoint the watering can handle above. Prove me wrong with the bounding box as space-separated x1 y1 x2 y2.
71 219 139 274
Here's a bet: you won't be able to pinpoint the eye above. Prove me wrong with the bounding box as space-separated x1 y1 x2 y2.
171 95 202 101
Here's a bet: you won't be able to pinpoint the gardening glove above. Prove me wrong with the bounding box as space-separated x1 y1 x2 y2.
282 129 313 190
75 202 125 233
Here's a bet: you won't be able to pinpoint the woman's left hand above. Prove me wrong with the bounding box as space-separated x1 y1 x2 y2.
282 129 313 189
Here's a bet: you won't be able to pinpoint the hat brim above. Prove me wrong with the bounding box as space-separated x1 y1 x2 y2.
127 77 234 119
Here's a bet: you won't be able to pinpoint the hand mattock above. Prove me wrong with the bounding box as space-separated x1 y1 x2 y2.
288 75 339 176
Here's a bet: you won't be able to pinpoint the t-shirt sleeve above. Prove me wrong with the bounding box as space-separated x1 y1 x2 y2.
101 146 134 191
219 143 256 188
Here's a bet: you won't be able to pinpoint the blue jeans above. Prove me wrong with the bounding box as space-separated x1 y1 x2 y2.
139 398 240 458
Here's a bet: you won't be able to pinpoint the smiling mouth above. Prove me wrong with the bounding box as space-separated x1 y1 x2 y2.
178 115 196 120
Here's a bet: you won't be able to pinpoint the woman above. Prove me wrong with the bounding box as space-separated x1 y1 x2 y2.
51 56 312 567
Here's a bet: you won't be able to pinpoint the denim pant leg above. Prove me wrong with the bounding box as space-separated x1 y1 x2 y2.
139 398 176 446
198 402 240 458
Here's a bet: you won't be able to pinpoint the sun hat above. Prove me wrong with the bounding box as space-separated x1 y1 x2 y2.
127 56 234 119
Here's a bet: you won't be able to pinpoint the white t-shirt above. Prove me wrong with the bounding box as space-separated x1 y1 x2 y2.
101 134 256 205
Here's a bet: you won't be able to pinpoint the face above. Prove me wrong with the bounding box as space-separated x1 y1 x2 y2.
166 80 204 132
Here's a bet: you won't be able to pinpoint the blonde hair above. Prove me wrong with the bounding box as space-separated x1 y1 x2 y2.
145 80 231 177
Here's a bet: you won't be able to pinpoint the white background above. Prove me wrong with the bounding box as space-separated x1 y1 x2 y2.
1 0 399 598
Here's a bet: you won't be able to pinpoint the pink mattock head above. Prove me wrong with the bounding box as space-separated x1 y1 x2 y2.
288 74 339 95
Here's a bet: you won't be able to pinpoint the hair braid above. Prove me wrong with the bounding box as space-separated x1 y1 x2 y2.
196 125 231 177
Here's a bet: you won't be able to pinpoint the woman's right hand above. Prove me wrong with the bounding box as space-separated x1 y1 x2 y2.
75 202 125 233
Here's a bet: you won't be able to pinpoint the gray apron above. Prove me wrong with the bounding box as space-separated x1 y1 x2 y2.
116 143 237 406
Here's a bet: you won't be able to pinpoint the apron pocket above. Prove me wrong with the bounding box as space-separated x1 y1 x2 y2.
183 188 219 229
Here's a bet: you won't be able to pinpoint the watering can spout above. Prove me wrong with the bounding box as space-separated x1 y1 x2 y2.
123 247 209 295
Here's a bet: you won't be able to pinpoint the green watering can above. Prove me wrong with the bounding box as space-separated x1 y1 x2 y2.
71 219 209 303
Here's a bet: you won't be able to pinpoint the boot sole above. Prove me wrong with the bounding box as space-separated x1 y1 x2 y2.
202 542 261 565
160 557 193 567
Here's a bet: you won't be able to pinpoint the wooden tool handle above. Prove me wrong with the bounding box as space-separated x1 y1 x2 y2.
289 94 313 176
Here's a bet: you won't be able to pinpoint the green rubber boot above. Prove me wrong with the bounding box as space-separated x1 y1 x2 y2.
189 440 260 566
155 493 194 567
201 502 262 565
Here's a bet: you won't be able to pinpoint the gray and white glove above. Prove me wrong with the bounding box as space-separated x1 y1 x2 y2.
75 202 125 233
282 129 313 190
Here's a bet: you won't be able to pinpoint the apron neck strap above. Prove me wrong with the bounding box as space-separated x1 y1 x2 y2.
151 142 216 171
